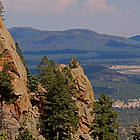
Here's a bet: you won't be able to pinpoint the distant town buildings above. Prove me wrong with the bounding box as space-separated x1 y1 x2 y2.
110 65 140 75
113 99 140 108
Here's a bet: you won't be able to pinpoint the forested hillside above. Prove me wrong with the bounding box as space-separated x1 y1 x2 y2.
83 65 140 100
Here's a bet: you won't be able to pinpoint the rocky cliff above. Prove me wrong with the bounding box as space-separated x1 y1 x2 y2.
0 18 27 96
0 17 94 140
59 63 94 140
0 17 39 139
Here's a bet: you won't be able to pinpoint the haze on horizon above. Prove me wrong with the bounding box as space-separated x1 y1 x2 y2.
3 0 140 37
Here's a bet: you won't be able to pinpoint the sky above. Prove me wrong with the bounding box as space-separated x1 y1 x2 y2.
2 0 140 37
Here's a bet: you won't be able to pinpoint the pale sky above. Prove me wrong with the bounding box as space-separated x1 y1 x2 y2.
3 0 140 37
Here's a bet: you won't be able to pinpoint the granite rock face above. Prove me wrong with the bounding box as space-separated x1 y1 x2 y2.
71 65 94 140
0 17 40 139
0 17 27 96
70 63 94 104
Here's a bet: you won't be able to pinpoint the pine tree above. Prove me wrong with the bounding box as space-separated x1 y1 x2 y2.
90 93 119 140
15 43 26 66
69 57 79 69
37 56 56 91
0 1 5 21
37 56 79 140
61 66 77 96
0 62 14 104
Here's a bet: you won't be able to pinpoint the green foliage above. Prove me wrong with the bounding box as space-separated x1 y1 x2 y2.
26 68 38 93
15 128 34 140
61 66 77 96
131 120 140 140
0 62 14 104
69 57 79 69
37 56 56 91
0 130 7 139
15 43 38 93
90 93 119 140
37 56 79 140
0 1 5 21
15 116 35 140
15 43 26 66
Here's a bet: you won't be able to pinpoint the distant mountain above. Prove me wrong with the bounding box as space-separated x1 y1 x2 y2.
8 27 140 73
8 27 43 41
9 27 140 51
129 35 140 42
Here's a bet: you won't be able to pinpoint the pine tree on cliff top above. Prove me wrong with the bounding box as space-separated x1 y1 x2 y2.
90 93 119 140
69 56 79 69
37 56 79 140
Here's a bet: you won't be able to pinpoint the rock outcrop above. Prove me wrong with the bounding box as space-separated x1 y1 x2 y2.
0 18 27 96
59 63 94 139
0 17 40 139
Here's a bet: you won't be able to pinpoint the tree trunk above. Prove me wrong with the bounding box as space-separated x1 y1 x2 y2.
57 131 59 140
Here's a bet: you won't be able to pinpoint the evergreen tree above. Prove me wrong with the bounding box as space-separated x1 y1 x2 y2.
69 57 79 69
61 66 77 96
15 43 26 66
15 43 38 93
15 126 35 140
37 56 56 91
90 93 119 140
37 56 79 140
131 120 140 140
0 62 14 104
0 1 5 21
